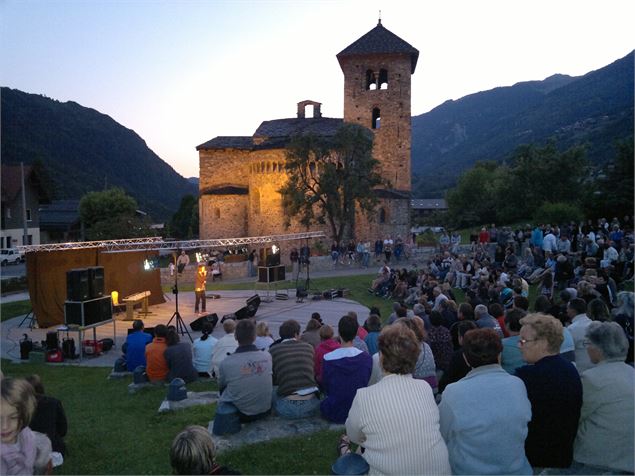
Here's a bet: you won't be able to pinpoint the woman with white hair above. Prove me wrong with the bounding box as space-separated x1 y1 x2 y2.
573 321 634 474
612 291 634 364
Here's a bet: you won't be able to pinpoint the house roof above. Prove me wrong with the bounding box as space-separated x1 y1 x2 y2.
254 117 343 138
196 136 254 151
337 21 419 73
411 198 448 210
1 165 33 202
39 200 81 230
200 185 249 196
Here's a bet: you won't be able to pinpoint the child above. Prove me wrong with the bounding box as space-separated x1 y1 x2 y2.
1 377 52 475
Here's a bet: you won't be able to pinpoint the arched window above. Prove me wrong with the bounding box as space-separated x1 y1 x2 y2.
379 208 387 224
260 162 265 173
272 162 277 172
266 162 271 173
379 69 388 89
365 70 375 90
372 108 381 129
214 207 221 219
279 162 285 172
305 104 314 117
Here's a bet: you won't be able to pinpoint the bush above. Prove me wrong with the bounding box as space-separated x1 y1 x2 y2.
533 202 583 225
416 230 438 246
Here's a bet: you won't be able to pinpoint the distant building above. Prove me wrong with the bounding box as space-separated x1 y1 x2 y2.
197 21 419 243
411 198 448 220
39 200 81 243
1 165 48 248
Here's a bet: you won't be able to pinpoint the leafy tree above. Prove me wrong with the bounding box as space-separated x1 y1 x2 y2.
170 195 198 239
533 202 584 225
79 187 151 240
280 124 387 243
593 137 634 220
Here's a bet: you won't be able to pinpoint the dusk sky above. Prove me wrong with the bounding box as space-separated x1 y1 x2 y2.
2 0 633 179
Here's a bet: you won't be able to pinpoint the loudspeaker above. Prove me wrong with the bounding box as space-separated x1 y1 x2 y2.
234 306 250 320
45 331 59 351
67 268 89 301
190 313 219 332
246 295 261 317
65 296 113 326
266 253 280 267
258 266 285 283
87 266 104 298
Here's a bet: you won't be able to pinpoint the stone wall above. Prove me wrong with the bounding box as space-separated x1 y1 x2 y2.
340 53 412 193
355 197 410 241
200 195 248 239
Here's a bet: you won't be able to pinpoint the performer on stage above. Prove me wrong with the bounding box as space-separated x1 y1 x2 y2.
194 263 207 315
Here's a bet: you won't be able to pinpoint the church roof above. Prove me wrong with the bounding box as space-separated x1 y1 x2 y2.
196 136 253 150
254 117 343 138
337 20 419 73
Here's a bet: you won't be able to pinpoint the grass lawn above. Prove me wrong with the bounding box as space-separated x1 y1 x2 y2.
1 299 32 321
1 273 543 474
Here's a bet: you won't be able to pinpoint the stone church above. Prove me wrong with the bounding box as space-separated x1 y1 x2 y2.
197 21 418 245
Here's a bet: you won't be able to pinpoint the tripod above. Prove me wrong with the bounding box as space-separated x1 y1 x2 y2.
295 239 313 302
166 255 192 342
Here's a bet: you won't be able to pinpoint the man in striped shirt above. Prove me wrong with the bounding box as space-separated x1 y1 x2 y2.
269 319 320 419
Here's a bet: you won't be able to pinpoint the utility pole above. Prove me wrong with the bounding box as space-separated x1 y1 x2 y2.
21 162 28 245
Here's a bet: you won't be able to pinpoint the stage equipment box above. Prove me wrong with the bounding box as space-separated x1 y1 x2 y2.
64 296 113 327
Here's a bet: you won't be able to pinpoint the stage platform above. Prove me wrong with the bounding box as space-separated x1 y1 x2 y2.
1 290 369 367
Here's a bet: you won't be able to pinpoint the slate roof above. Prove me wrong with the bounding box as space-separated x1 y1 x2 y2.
200 185 249 196
196 136 253 151
39 200 81 230
337 21 419 73
254 117 343 138
411 198 448 210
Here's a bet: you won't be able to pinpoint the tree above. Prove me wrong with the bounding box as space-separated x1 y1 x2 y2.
170 195 198 239
79 187 152 240
280 124 387 243
593 137 634 220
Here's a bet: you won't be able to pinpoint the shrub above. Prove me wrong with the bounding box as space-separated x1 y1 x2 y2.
533 202 583 225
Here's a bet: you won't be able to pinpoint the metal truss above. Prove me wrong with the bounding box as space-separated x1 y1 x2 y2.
18 231 326 253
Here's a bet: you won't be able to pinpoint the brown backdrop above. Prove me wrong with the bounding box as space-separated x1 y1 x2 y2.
26 249 165 328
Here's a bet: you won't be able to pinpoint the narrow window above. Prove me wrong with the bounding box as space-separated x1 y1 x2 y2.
379 208 386 224
379 69 388 89
26 209 32 221
305 104 314 117
372 108 381 129
266 162 271 173
365 70 375 90
6 208 11 219
214 208 221 219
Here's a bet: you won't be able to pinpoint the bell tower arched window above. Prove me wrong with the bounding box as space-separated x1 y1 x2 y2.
372 108 381 129
379 68 388 89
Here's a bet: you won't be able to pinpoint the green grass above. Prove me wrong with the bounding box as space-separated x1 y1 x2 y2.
1 299 32 321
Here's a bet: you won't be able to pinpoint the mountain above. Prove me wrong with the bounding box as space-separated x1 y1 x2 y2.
411 51 634 197
1 88 198 220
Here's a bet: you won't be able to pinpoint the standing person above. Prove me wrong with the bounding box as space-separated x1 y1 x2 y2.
247 249 257 277
440 329 532 475
194 263 207 315
215 319 272 434
383 236 393 262
290 247 299 280
192 322 218 377
320 316 372 423
374 239 383 261
164 328 198 384
123 319 153 372
269 319 320 419
478 226 490 245
176 250 190 274
145 324 169 383
25 375 67 457
515 313 582 470
337 325 451 475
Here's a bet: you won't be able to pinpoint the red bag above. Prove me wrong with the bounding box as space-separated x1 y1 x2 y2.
46 349 64 363
82 340 103 355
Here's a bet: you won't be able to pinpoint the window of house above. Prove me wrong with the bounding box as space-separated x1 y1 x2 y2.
379 208 387 224
365 70 375 90
1 237 4 248
26 209 32 221
305 104 314 117
6 208 11 219
379 69 388 89
214 208 221 219
372 108 381 129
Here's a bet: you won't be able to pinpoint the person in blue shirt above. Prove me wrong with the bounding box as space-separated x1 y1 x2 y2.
124 319 152 371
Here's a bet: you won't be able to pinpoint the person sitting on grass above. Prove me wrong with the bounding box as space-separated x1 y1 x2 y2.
123 319 152 372
314 325 340 385
145 324 169 383
170 425 240 475
192 322 218 378
211 320 239 379
363 315 382 355
320 315 372 424
25 375 67 458
334 324 451 475
164 327 198 384
1 378 53 476
300 319 322 349
269 319 320 419
215 319 272 434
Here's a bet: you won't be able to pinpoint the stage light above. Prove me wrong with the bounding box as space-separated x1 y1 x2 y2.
272 244 279 255
111 291 119 306
195 252 203 263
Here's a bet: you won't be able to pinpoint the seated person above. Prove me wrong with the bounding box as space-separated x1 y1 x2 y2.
1 377 53 476
211 320 238 378
368 262 390 293
438 321 477 393
170 425 239 475
269 319 320 419
336 325 451 475
439 329 532 475
501 308 527 374
145 324 169 383
254 322 274 351
192 322 218 377
25 375 68 457
164 328 198 384
123 319 152 372
314 325 340 385
300 319 322 348
320 316 372 423
216 319 272 433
